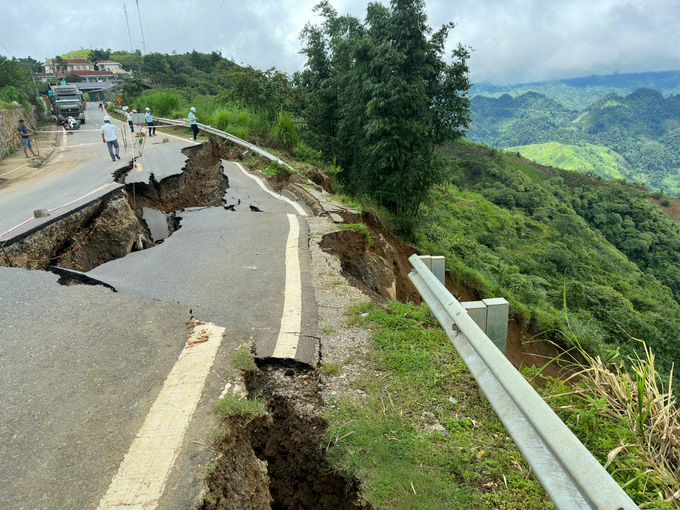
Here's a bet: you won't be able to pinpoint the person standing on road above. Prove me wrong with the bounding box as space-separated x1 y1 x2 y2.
18 119 38 159
101 116 121 162
125 109 134 133
145 107 155 136
188 107 199 141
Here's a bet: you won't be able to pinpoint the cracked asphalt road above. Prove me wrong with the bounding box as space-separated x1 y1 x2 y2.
0 110 316 508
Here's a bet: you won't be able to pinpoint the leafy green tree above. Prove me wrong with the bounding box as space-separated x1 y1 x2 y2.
63 74 82 83
0 56 30 89
90 48 112 62
300 0 471 228
121 76 144 99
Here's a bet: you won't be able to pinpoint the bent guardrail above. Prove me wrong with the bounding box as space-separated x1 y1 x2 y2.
154 116 295 172
408 254 637 510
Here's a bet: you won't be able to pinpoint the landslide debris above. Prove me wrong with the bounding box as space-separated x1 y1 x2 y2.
199 359 369 510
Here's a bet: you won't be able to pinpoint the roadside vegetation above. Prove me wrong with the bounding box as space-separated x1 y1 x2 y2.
326 302 553 509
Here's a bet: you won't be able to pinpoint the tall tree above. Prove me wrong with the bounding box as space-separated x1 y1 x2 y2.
300 0 471 227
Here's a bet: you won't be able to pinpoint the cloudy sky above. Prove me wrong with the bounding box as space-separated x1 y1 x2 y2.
2 0 679 84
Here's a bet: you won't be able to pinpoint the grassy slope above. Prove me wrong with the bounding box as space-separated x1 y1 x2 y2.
416 141 680 382
508 142 628 180
326 302 553 509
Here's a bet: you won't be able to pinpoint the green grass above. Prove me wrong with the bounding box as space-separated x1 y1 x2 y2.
130 91 302 154
320 363 341 375
507 142 629 180
213 394 268 425
338 223 372 247
324 301 552 509
230 347 257 372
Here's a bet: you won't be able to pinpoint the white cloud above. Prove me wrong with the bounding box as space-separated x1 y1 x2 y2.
1 0 678 84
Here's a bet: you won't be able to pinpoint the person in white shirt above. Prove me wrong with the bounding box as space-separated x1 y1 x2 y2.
125 109 134 133
101 116 120 162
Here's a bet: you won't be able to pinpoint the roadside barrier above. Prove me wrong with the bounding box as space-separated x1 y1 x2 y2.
152 116 295 172
408 254 637 510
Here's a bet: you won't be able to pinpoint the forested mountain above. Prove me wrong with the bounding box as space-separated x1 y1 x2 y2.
472 70 680 109
420 141 680 385
467 88 680 193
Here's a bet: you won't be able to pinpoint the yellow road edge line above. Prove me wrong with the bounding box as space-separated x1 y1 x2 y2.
234 162 308 216
272 214 303 358
97 323 225 510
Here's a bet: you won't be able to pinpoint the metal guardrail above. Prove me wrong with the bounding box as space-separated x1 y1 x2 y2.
408 254 637 510
154 117 295 172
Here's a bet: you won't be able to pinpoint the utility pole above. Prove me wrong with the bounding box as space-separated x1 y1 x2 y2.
26 56 39 96
124 4 134 53
135 0 147 55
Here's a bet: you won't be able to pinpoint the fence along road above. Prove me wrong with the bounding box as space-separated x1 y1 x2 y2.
408 254 637 510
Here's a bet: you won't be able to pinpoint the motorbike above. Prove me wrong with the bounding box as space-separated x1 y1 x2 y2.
60 116 81 134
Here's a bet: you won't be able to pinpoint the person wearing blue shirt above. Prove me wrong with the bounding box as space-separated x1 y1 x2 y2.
18 119 38 158
188 107 199 141
145 107 155 136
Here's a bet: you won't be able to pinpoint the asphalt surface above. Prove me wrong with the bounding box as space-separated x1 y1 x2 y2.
0 268 195 509
0 103 193 241
89 161 318 362
0 116 318 508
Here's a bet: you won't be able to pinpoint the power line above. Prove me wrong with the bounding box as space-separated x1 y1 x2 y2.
136 0 147 55
173 0 185 43
124 4 134 53
198 0 227 51
178 0 194 40
0 39 14 58
230 0 269 60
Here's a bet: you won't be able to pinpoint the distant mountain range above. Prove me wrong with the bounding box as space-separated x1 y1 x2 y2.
467 74 680 193
471 70 680 110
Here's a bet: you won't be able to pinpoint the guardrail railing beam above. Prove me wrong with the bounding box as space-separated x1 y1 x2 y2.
409 254 637 510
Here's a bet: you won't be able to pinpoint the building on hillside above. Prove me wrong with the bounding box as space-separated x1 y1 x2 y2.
37 70 123 84
95 60 123 71
42 59 95 73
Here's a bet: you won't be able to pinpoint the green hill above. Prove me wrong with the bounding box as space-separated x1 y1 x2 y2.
468 89 680 193
417 140 680 385
507 142 628 180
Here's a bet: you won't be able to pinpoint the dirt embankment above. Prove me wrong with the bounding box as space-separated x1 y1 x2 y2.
117 138 229 214
199 360 369 510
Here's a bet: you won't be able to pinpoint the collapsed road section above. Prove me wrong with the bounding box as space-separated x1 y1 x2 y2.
0 140 229 273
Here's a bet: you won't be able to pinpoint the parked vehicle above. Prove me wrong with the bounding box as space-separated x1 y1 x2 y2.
60 116 81 133
50 85 86 125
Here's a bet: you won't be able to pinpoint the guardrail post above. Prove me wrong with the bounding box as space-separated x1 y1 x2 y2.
482 298 509 355
430 256 446 285
462 301 487 332
419 255 445 285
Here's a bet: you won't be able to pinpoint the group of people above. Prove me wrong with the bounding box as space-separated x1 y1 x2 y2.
16 105 200 164
101 106 200 162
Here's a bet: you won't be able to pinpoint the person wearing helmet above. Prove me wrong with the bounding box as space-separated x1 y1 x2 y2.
101 116 120 162
188 107 199 141
145 107 155 136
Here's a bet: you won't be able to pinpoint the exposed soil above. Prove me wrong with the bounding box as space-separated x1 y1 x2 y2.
318 216 420 303
119 138 229 214
199 359 369 510
0 192 149 272
650 196 680 224
1 138 230 274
